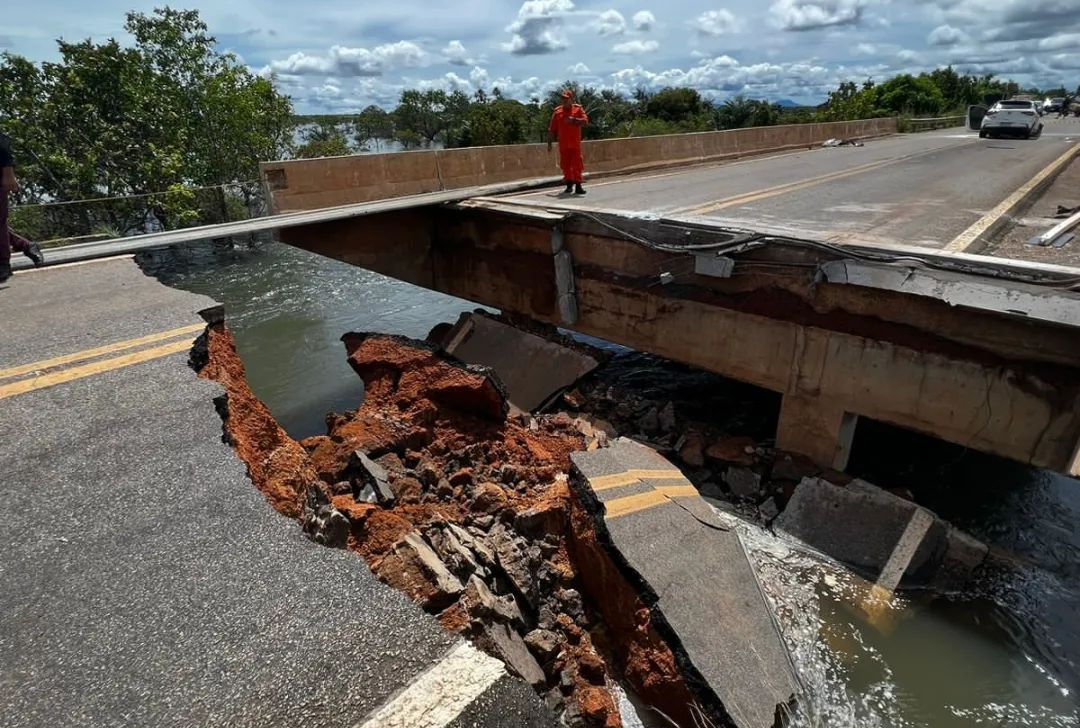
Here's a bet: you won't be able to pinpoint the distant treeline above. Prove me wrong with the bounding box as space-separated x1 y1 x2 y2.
292 70 1076 159
2 7 1074 242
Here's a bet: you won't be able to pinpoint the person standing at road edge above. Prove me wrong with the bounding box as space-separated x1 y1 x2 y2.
548 90 589 195
1 130 45 283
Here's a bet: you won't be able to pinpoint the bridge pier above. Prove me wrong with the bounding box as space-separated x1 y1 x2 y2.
776 394 858 471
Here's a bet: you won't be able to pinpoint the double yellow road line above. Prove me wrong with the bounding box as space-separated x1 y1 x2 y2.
0 323 204 399
587 468 701 520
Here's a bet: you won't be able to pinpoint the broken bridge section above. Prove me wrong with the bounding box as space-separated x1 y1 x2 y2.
281 201 1080 479
571 439 801 728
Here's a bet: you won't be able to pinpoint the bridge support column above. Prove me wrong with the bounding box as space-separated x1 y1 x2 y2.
776 393 859 470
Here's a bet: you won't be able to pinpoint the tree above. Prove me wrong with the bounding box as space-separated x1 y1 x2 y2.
354 105 394 151
645 87 707 124
875 74 946 115
0 8 293 238
296 122 351 159
716 95 780 129
393 89 455 147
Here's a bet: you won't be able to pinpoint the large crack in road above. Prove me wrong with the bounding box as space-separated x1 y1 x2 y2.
190 321 702 728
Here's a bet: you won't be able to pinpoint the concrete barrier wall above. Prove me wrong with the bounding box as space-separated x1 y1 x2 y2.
262 117 898 213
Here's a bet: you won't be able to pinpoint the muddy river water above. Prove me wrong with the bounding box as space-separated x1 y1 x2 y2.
137 239 1079 727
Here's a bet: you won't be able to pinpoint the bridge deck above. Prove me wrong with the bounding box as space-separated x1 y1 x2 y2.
502 120 1080 252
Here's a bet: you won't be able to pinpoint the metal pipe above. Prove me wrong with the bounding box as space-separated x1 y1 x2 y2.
1031 209 1080 247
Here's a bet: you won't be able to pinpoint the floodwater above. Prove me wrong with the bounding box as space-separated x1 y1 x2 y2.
138 239 1079 727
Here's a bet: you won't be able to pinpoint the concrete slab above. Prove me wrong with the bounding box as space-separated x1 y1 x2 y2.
774 477 949 582
440 312 600 412
571 439 800 728
0 259 556 727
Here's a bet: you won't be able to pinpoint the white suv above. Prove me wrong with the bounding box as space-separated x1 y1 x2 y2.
980 100 1042 139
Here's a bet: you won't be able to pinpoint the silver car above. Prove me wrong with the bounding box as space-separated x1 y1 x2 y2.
980 100 1042 139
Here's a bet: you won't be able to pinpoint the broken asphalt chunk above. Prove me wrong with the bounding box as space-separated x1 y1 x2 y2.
347 450 396 505
300 486 350 549
438 312 601 413
477 622 547 687
379 531 464 612
463 574 524 626
571 439 800 728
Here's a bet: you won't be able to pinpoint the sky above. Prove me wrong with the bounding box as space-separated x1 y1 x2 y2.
5 1 1080 113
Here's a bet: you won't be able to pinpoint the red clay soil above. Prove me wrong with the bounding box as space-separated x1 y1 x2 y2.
196 323 317 519
195 325 699 728
567 498 699 728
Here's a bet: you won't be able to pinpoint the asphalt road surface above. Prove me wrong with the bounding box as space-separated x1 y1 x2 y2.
0 259 556 728
508 118 1080 250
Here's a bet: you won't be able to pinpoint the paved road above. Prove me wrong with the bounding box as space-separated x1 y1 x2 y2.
0 260 556 728
507 118 1080 250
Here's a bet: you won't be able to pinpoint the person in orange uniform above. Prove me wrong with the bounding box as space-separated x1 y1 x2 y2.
548 90 589 195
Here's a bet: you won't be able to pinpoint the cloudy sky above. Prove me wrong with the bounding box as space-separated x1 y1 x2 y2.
6 1 1080 112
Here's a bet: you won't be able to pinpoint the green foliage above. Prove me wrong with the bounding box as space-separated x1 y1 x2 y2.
297 121 351 159
715 96 783 129
354 105 394 151
644 87 707 124
0 7 293 239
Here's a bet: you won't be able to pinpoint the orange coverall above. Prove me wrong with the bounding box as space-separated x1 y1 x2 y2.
548 104 589 183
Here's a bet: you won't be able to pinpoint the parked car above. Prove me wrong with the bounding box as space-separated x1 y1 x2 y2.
1047 97 1066 114
979 100 1043 139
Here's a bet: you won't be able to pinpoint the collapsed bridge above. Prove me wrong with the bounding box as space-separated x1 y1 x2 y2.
261 120 1080 478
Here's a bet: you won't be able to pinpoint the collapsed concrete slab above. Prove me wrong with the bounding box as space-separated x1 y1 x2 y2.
774 477 988 587
436 312 600 412
571 439 800 728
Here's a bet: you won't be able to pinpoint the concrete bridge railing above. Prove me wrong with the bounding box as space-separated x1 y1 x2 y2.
906 115 966 132
261 117 898 213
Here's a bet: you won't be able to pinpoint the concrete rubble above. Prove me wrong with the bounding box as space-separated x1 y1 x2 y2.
775 477 989 587
431 311 602 412
200 324 697 728
572 439 801 728
198 313 998 728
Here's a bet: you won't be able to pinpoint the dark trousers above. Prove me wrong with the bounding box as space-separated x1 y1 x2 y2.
0 190 31 266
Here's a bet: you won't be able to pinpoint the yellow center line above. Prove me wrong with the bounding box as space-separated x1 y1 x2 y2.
671 142 972 217
604 490 670 519
653 485 700 499
604 483 701 520
0 338 196 399
0 323 204 381
589 469 687 491
944 141 1080 253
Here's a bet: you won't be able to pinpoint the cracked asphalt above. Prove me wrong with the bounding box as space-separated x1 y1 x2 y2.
0 259 556 727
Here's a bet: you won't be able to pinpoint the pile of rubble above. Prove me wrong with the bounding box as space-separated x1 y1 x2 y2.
194 311 993 728
195 325 699 728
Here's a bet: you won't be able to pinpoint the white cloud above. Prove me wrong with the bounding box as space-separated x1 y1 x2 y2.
442 40 475 66
568 61 591 74
633 10 656 31
855 42 876 54
596 9 627 36
612 39 660 54
267 41 426 76
927 24 967 46
470 66 490 88
770 0 866 31
503 0 575 55
897 49 920 63
695 9 739 36
608 54 840 100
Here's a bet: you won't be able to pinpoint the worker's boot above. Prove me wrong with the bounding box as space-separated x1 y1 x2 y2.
23 242 44 268
563 183 573 194
574 183 586 195
0 262 11 283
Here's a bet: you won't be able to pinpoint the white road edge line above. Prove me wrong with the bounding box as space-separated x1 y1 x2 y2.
354 641 507 728
944 140 1080 253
